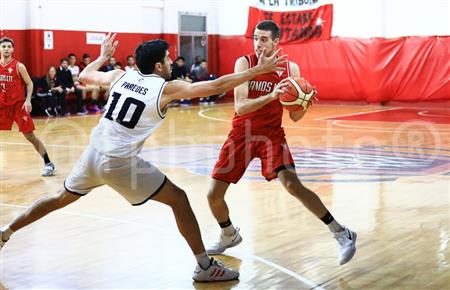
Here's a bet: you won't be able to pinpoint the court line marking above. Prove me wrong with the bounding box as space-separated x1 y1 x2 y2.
198 105 400 124
0 202 325 290
198 107 450 133
198 107 347 130
0 141 86 149
418 110 450 118
313 107 401 121
197 107 232 123
331 120 450 134
228 249 326 290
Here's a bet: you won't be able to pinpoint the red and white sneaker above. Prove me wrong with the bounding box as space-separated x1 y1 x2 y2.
192 257 239 282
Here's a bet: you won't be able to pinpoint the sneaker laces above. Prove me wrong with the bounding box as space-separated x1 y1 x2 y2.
334 229 349 245
221 227 240 241
45 162 54 169
335 236 346 245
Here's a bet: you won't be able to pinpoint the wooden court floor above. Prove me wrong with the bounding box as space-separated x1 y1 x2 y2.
0 103 449 289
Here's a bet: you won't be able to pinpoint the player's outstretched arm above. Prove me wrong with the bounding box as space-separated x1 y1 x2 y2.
79 32 124 87
234 56 290 116
160 48 287 108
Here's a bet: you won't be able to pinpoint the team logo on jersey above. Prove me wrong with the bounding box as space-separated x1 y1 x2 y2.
248 80 274 92
140 145 450 183
8 68 13 74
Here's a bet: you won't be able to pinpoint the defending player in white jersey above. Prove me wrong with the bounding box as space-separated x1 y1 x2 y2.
0 33 286 282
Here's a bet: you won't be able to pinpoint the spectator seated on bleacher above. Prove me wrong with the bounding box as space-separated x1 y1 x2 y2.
172 56 192 83
57 58 87 116
67 53 88 115
124 55 137 71
190 59 218 105
170 56 192 107
78 53 104 113
102 56 116 72
68 53 80 83
36 66 63 117
114 62 122 70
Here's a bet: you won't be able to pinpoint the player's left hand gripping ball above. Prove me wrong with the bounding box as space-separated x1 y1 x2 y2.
279 77 317 111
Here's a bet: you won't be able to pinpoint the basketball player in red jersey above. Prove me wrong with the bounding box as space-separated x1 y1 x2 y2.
0 37 55 176
206 21 357 265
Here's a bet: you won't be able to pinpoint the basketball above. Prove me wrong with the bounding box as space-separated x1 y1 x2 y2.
279 77 316 111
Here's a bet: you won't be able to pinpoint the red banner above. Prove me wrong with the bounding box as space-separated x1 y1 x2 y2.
245 4 333 44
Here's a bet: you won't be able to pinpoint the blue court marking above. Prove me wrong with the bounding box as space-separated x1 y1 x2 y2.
140 144 450 183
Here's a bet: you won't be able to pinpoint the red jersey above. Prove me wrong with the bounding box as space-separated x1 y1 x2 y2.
0 59 25 106
231 53 290 133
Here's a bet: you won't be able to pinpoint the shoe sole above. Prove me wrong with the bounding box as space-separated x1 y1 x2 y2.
206 235 243 255
340 232 357 265
192 273 239 282
42 169 56 177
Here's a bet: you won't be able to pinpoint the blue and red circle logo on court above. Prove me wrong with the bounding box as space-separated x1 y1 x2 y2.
140 145 450 183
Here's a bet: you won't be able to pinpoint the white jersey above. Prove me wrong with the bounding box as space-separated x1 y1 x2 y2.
68 65 80 77
90 70 167 157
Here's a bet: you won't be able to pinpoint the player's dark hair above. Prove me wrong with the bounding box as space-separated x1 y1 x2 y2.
255 20 280 40
68 53 76 58
135 39 169 75
0 37 14 47
60 58 69 64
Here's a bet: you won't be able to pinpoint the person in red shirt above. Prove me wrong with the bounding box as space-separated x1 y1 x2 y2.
0 37 55 176
206 21 357 265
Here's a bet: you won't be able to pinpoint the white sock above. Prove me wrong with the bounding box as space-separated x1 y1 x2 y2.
195 252 211 270
1 226 14 241
327 220 344 233
222 224 236 236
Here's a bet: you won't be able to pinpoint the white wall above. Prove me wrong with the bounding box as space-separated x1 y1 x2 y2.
333 0 449 37
332 0 384 37
382 0 449 37
0 0 29 29
3 0 165 33
1 0 448 37
161 0 220 34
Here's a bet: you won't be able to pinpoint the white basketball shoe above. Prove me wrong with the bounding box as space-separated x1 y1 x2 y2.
42 162 55 177
206 227 242 255
334 226 357 265
192 257 239 282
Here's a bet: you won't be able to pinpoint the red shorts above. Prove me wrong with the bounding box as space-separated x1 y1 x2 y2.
212 127 295 183
0 102 35 133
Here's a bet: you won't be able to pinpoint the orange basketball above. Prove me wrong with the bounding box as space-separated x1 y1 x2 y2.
279 77 316 111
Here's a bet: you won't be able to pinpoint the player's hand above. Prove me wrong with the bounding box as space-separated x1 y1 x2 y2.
100 32 118 61
22 100 32 113
256 47 288 74
306 87 319 109
269 78 290 100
